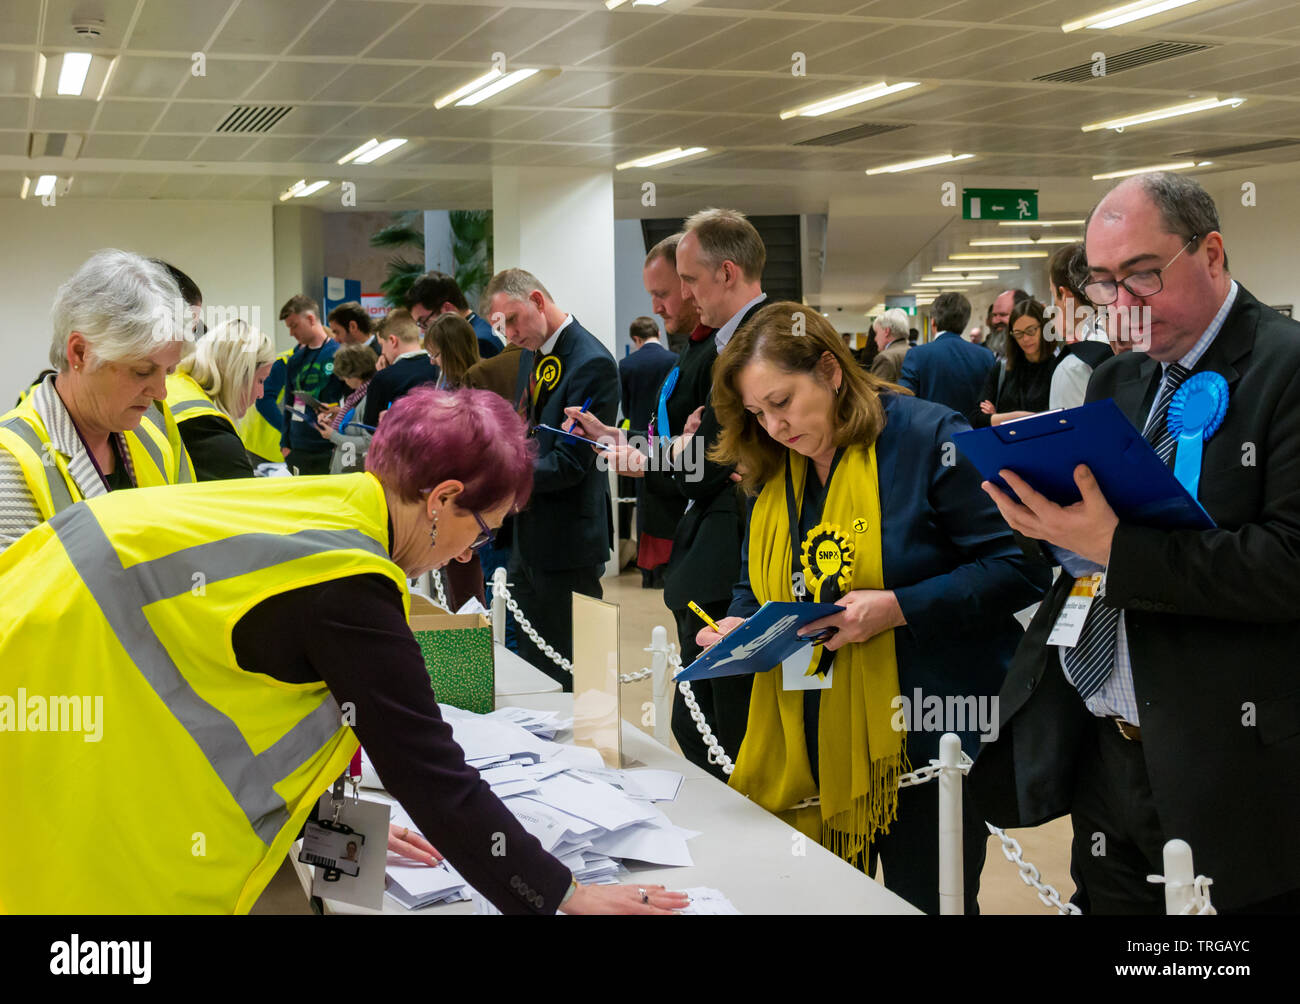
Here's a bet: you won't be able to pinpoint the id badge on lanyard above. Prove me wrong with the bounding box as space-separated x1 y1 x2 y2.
1047 572 1105 648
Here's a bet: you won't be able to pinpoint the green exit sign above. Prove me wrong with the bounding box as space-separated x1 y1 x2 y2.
963 188 1038 221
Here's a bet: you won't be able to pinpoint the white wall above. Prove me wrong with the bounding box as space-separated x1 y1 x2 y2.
1206 167 1300 312
272 204 323 349
613 218 653 362
0 199 276 404
491 166 616 354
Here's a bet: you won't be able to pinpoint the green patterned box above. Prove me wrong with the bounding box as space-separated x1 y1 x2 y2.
411 613 495 714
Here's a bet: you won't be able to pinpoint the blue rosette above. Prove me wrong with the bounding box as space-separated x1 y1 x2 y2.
1168 371 1229 498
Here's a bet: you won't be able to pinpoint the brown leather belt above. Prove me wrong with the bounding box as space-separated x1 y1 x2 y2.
1108 716 1142 742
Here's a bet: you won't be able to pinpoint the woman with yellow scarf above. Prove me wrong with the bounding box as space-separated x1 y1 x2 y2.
700 302 1050 913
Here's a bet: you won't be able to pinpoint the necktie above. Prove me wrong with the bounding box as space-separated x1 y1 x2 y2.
1061 362 1191 700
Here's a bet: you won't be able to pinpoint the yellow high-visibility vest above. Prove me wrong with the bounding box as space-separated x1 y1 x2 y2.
0 471 409 913
0 392 194 521
237 349 292 464
165 370 228 426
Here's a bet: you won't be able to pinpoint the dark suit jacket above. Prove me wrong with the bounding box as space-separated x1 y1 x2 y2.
469 311 503 360
512 319 619 572
363 354 439 427
969 284 1300 909
899 331 995 418
619 341 677 431
728 393 1050 763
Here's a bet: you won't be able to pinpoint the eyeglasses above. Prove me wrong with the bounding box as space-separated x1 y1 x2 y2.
1083 235 1198 306
470 510 495 552
413 309 433 331
1012 323 1042 339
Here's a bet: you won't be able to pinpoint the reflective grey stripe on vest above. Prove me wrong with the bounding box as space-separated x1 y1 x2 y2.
170 398 215 416
0 415 76 514
50 504 389 845
132 406 169 477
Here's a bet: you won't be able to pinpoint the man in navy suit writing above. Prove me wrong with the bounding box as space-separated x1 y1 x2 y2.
486 268 619 685
898 292 995 418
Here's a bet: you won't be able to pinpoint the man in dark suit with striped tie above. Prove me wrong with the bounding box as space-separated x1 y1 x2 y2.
970 172 1300 914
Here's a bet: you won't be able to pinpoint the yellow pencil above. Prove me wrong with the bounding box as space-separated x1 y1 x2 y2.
687 601 724 635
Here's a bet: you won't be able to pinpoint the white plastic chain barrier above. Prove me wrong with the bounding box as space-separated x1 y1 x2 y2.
1149 838 1217 915
488 573 574 675
431 568 448 610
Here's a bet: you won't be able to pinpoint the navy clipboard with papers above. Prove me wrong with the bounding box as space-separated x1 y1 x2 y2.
952 399 1215 531
674 601 842 682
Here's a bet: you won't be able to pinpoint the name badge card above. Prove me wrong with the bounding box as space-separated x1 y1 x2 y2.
1047 573 1104 649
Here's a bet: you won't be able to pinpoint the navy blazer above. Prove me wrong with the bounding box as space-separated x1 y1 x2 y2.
362 354 439 428
729 392 1051 763
511 319 620 572
899 331 996 419
619 341 677 431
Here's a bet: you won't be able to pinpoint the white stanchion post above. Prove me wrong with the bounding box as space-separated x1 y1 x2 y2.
647 625 670 745
1162 839 1196 915
490 567 508 647
938 732 964 916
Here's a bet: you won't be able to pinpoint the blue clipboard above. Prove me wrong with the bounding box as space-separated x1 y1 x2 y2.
674 601 842 682
953 399 1215 531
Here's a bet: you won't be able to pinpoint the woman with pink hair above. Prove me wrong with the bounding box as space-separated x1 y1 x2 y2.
2 386 687 915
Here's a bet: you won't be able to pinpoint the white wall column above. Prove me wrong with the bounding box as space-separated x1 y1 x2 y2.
491 166 616 354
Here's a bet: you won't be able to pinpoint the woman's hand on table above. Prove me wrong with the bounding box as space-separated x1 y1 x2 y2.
696 615 745 649
388 823 442 866
560 882 689 915
798 590 906 651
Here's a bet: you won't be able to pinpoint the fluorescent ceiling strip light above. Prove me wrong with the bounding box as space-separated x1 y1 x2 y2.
33 175 57 197
338 139 379 165
1063 0 1207 32
279 179 307 202
353 138 407 163
930 264 1020 271
969 237 1079 246
20 177 31 199
951 251 1049 260
1082 96 1243 132
435 69 503 109
456 68 539 107
616 146 708 170
57 52 92 96
866 153 973 175
294 181 330 198
997 219 1083 227
605 0 627 7
780 81 920 120
1092 160 1211 181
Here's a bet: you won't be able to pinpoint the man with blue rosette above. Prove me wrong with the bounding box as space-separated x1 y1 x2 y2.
970 171 1300 914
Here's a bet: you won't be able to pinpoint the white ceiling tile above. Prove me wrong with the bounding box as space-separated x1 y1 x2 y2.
109 56 192 99
108 173 172 198
242 136 315 162
33 98 98 132
71 173 122 197
583 15 736 67
0 132 28 155
515 11 651 66
856 0 965 17
275 103 365 134
0 97 29 129
175 59 277 100
288 1 419 57
209 0 325 54
0 50 36 95
136 134 203 160
1162 0 1300 35
0 0 40 45
188 135 260 161
522 71 621 108
82 133 148 157
311 64 423 104
381 139 474 163
366 5 505 60
243 61 348 102
128 0 239 51
333 104 428 136
94 100 168 131
438 7 583 63
152 102 231 133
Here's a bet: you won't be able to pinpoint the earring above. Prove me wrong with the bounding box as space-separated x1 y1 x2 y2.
429 508 439 545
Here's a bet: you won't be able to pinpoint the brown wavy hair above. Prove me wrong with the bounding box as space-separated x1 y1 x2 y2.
708 301 907 494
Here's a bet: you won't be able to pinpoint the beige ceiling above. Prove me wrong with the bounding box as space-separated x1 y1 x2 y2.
3 0 1298 308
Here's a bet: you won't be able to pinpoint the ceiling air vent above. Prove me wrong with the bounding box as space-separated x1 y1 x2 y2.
29 132 84 158
1177 138 1300 158
215 105 294 134
1033 41 1211 83
795 122 911 147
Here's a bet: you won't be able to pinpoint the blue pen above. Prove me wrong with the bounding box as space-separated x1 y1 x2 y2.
565 396 592 435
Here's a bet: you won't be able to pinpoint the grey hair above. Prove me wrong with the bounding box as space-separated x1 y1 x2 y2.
484 267 552 305
874 308 910 341
682 207 766 281
49 249 185 372
1088 172 1224 260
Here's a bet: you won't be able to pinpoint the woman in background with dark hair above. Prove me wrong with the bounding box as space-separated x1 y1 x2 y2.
425 312 481 390
971 298 1058 426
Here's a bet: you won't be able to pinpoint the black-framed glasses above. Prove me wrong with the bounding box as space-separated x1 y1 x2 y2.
413 308 433 331
470 511 495 552
1083 234 1198 305
1012 323 1042 339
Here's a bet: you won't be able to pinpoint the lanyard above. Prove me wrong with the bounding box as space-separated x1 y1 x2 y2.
651 366 680 443
784 447 842 602
73 424 133 491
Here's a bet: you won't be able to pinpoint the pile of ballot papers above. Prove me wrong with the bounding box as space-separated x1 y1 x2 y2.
363 704 697 910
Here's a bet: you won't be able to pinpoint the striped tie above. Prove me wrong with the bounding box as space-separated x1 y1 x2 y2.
1061 363 1191 700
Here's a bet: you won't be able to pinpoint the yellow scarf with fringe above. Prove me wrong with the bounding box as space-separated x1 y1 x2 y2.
727 443 905 862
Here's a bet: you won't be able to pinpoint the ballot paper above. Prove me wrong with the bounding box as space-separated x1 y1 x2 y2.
679 887 741 915
369 705 699 910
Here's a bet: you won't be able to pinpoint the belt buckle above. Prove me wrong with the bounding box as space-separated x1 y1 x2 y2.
1112 717 1139 741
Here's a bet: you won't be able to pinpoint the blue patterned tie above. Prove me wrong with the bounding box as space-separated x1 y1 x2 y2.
1062 363 1191 700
